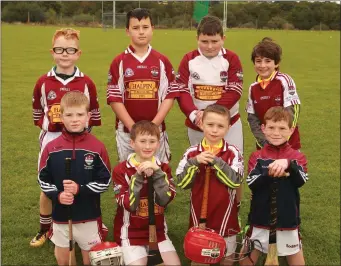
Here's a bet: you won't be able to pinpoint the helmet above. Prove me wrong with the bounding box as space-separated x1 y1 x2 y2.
184 227 226 264
89 242 123 266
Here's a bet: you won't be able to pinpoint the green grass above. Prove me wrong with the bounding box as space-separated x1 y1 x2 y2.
2 24 340 265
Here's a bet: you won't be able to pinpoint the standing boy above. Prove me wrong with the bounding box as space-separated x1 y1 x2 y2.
176 104 243 265
107 8 178 163
38 91 111 265
31 28 101 247
240 106 308 266
177 15 244 154
246 37 301 150
112 120 180 265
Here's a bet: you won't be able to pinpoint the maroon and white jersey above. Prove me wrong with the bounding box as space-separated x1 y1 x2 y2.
246 71 301 150
107 45 179 133
112 156 176 246
177 48 243 131
176 140 243 236
32 67 101 132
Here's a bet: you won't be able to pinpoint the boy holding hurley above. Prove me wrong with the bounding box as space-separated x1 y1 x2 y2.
240 106 308 266
176 104 243 266
112 120 180 265
38 91 111 265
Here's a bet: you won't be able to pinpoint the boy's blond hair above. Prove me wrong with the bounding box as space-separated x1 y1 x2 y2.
264 106 293 128
52 28 80 47
130 120 160 141
60 91 89 113
202 104 231 124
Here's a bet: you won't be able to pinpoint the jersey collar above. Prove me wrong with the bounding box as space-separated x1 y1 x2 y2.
199 138 225 155
257 71 277 89
198 48 224 58
126 45 152 63
126 153 159 168
48 66 83 85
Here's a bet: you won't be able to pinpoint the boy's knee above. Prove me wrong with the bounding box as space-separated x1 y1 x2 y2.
40 192 52 212
54 246 69 266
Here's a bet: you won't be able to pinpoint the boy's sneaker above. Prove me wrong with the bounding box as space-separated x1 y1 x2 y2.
30 230 48 247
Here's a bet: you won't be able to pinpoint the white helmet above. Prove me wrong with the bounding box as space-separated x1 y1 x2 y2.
89 242 123 266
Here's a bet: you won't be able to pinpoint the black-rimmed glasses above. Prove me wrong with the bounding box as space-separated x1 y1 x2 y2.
53 47 78 55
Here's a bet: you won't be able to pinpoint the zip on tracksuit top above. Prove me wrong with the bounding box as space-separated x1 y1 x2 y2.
246 142 308 229
38 129 111 223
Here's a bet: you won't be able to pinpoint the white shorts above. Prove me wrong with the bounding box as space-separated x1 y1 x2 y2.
49 220 104 251
121 239 176 265
187 118 244 154
38 130 62 169
248 227 302 256
116 130 171 163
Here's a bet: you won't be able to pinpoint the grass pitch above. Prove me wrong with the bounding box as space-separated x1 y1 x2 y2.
1 24 340 265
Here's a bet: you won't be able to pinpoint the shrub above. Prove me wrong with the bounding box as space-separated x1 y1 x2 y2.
311 23 330 31
73 13 94 26
240 21 255 29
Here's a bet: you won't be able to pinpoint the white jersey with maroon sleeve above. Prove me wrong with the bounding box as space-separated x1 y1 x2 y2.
177 48 243 128
32 67 101 132
106 45 179 133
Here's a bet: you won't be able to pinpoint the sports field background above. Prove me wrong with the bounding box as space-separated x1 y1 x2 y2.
2 24 340 265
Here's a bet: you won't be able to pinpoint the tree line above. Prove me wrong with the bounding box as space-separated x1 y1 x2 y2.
1 1 340 31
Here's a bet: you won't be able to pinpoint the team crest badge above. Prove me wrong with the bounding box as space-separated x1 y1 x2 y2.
47 90 57 100
191 72 200 80
84 153 95 169
151 67 159 77
236 70 243 81
124 68 134 77
114 184 122 195
275 95 281 103
108 71 112 83
220 71 228 82
288 85 295 95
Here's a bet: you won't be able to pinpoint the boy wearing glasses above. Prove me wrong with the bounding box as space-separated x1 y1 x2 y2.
31 28 102 247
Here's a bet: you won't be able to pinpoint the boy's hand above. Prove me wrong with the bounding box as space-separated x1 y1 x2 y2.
268 159 289 177
137 161 160 177
195 110 204 129
59 191 74 205
63 180 79 195
196 151 215 165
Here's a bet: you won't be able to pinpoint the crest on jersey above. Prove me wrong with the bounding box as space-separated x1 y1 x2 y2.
191 72 200 80
47 90 57 100
113 184 122 195
220 71 228 82
124 68 134 77
275 95 281 103
108 71 112 83
288 85 295 95
176 73 181 81
151 66 159 77
84 153 95 169
236 70 243 81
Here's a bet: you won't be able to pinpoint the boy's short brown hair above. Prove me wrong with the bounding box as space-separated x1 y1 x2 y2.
202 104 231 123
264 106 293 128
60 91 90 113
52 28 80 47
130 120 160 141
251 37 282 67
126 8 153 29
197 15 223 37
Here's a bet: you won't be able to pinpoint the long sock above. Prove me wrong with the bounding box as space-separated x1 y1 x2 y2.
40 214 52 232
